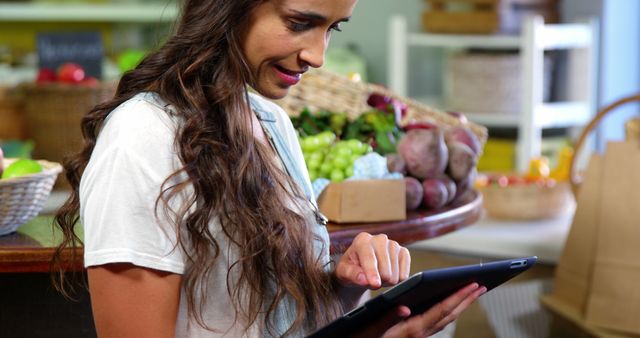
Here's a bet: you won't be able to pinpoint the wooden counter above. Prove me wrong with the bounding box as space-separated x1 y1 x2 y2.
0 191 483 273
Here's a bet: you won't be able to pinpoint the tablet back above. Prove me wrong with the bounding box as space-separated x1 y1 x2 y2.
308 256 537 338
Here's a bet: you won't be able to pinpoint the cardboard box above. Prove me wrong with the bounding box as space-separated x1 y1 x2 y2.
422 0 559 34
317 179 406 223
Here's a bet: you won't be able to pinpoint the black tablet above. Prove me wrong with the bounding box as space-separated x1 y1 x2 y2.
308 256 537 338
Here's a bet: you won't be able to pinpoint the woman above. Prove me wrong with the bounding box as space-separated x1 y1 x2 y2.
54 0 486 337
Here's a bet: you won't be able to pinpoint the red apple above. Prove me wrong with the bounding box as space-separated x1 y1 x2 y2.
57 63 86 84
36 68 57 83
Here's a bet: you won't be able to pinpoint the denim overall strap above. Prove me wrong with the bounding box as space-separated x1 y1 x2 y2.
249 96 316 207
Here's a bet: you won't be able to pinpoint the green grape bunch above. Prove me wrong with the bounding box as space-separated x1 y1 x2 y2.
300 131 372 182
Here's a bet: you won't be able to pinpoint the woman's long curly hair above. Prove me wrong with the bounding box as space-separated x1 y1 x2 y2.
52 0 342 335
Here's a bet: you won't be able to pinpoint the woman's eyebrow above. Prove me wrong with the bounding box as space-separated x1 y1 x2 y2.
290 9 351 23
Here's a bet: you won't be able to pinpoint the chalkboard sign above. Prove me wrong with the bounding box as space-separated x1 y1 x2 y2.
37 32 104 79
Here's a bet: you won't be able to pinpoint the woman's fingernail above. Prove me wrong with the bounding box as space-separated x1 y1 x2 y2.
479 287 488 294
357 272 367 285
398 306 411 317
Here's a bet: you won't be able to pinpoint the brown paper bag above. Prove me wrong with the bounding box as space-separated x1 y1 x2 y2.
586 141 640 335
553 154 603 313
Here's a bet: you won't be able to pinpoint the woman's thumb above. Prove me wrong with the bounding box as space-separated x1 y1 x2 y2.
349 306 411 338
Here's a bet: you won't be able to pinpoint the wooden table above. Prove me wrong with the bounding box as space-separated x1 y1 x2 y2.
0 191 483 273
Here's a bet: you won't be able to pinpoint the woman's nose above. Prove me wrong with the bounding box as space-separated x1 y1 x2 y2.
299 33 327 69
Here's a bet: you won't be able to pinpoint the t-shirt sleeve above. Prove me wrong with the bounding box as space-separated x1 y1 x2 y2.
80 99 186 274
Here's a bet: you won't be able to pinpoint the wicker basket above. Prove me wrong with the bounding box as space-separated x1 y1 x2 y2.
274 68 488 145
22 82 116 165
445 52 552 115
479 180 574 220
0 158 62 236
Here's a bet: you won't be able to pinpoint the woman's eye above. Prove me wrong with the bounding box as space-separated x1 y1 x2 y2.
330 23 343 32
288 20 310 32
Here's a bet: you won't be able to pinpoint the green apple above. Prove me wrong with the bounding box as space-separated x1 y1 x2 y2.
1 159 43 179
117 49 147 73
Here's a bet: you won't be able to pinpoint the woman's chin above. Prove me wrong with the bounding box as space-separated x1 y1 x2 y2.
255 86 290 100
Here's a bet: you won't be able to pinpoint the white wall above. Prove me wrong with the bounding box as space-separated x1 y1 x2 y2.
562 0 640 148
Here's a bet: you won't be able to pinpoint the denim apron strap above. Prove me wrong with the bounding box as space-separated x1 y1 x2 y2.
248 96 324 220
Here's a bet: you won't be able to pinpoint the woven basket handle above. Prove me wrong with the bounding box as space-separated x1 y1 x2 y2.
570 93 640 194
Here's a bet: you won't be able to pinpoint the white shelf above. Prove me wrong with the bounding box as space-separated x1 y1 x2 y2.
389 15 599 171
407 23 592 51
0 3 178 23
539 23 594 50
467 102 592 128
408 33 520 49
463 113 520 128
416 97 592 129
535 102 592 128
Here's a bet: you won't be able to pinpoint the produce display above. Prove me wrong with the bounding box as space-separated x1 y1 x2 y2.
36 62 98 86
476 147 573 189
291 94 403 156
474 150 575 221
292 92 483 211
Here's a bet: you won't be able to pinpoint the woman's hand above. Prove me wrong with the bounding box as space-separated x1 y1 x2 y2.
351 283 486 338
334 232 411 290
333 232 486 337
381 283 487 337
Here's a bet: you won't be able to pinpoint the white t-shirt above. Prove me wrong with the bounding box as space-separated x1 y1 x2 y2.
80 92 330 337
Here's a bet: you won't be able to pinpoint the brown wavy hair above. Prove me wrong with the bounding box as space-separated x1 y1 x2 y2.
52 0 342 335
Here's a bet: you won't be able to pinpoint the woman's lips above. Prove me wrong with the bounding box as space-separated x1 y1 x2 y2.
274 65 302 86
